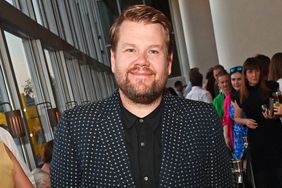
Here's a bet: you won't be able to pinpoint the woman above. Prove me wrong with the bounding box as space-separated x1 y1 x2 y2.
269 53 282 122
0 141 34 188
234 57 282 187
268 52 282 91
229 66 248 160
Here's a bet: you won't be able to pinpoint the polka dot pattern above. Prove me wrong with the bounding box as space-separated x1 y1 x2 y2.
51 92 233 187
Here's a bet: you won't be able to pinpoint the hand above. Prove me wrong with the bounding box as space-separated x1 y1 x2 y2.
244 119 258 129
274 104 282 117
262 109 274 119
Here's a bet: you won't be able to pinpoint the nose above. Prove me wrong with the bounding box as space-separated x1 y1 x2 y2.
135 51 149 66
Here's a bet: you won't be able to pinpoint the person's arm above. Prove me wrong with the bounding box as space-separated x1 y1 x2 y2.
4 144 34 188
205 105 233 187
222 105 230 148
223 126 230 147
0 128 35 185
233 100 258 129
51 110 81 187
202 92 213 103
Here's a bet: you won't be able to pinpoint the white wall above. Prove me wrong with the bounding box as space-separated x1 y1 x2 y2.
210 0 282 70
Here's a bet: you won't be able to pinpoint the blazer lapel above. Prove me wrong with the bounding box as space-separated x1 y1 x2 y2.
97 93 135 187
159 96 185 186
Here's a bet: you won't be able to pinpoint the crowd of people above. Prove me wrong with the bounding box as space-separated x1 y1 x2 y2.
170 53 282 187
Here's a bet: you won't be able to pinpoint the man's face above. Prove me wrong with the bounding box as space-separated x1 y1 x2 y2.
218 75 231 94
111 20 173 104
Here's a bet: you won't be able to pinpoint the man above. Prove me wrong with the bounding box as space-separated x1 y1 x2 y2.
213 64 225 96
185 68 212 103
213 70 233 148
174 80 184 98
213 69 230 119
51 5 232 187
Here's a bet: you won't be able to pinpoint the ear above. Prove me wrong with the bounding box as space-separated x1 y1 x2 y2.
110 49 116 73
167 53 173 75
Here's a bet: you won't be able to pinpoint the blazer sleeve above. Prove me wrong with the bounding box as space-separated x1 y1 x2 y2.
204 105 233 187
51 110 81 187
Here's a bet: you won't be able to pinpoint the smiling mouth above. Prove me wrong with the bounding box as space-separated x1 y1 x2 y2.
128 66 155 76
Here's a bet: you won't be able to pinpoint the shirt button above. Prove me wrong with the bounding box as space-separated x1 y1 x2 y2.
144 176 149 181
140 142 145 147
139 119 144 123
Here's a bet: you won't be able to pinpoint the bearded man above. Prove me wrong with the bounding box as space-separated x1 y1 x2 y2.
51 5 232 188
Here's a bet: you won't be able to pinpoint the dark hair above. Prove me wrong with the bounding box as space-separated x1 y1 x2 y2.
42 140 53 163
189 69 203 87
240 57 269 103
205 67 216 98
109 5 173 55
255 54 270 80
174 80 183 87
217 69 229 78
268 52 282 81
213 64 225 71
166 87 177 96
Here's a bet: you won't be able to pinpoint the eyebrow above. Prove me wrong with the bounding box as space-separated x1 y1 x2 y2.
120 43 163 49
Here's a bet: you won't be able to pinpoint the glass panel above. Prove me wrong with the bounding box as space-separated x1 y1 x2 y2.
31 0 43 25
5 0 13 5
4 31 45 165
0 65 10 127
44 50 67 112
96 0 118 45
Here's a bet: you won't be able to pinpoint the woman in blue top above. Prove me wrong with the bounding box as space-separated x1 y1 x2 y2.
229 66 248 160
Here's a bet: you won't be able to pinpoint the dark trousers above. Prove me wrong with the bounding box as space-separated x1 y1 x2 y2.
254 168 282 188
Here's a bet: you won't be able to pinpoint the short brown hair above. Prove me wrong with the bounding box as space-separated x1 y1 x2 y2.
109 5 173 55
189 68 203 87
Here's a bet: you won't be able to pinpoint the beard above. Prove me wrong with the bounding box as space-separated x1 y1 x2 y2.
115 65 168 104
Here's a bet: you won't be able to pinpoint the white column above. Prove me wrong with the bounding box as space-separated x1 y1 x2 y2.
210 0 282 70
169 0 190 83
170 0 219 79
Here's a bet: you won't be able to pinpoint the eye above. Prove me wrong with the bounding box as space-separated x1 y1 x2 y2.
148 49 159 54
125 48 135 53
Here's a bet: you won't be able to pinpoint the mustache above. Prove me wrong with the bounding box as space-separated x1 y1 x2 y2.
128 65 155 74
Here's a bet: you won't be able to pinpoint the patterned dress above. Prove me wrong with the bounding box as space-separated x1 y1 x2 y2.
229 104 248 160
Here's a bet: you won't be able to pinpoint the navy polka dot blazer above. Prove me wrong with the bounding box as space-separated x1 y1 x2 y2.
51 91 233 187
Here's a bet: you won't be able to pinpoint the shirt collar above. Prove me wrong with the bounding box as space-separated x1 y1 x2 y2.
120 98 164 130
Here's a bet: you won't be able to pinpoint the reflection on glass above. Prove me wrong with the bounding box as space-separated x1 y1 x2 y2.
4 31 45 165
97 0 118 45
31 0 43 25
5 0 13 5
44 49 61 112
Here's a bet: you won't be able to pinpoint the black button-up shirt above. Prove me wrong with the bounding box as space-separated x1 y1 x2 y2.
120 101 163 188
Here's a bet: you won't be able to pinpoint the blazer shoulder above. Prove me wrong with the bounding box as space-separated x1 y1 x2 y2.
167 95 214 114
63 93 119 121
